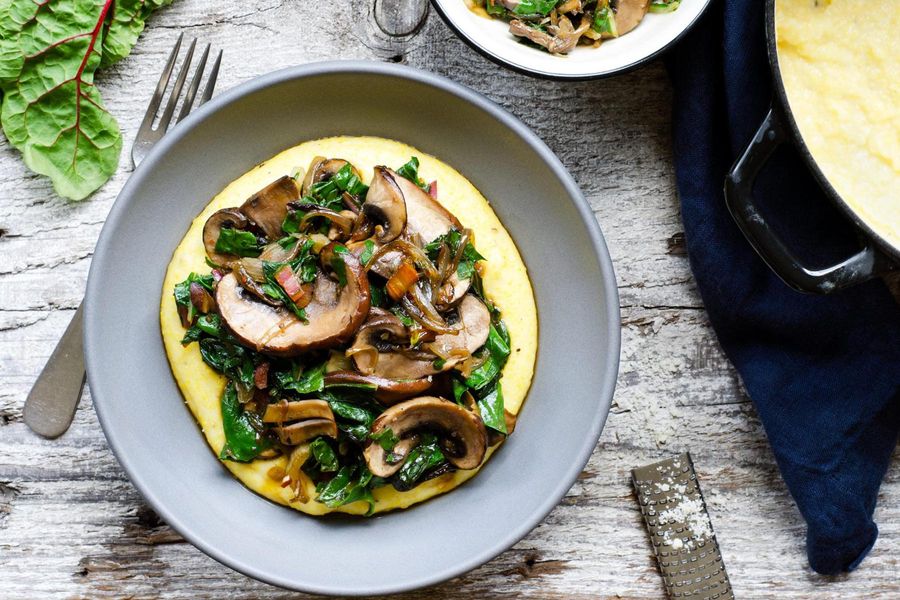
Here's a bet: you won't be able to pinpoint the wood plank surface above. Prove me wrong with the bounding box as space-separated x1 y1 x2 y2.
1 2 898 598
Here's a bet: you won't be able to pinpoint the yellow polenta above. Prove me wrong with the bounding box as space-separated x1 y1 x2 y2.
776 0 900 246
160 136 538 515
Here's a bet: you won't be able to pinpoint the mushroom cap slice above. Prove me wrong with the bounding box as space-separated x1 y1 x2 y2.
348 310 441 379
364 396 488 477
348 296 491 379
216 251 371 356
363 167 407 244
301 157 361 195
276 418 337 445
324 371 434 404
364 171 472 306
262 399 334 423
392 170 461 245
612 0 649 36
203 208 250 267
239 176 300 241
426 295 491 362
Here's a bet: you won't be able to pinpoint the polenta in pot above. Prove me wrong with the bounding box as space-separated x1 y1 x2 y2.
160 136 538 515
775 0 900 247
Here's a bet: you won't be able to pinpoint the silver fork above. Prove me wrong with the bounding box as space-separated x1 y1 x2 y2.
132 34 222 168
24 35 222 439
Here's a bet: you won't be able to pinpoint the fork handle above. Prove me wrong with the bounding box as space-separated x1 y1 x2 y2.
24 303 86 438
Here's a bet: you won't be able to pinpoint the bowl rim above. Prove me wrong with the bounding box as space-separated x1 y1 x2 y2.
430 0 713 81
84 60 621 595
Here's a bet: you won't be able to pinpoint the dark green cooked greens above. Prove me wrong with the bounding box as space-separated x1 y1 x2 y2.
472 0 681 55
174 155 518 514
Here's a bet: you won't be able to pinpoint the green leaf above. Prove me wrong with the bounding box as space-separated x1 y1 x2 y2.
0 0 170 200
369 427 399 452
277 361 326 395
316 464 376 513
465 324 511 390
173 272 214 324
330 244 349 287
451 377 468 405
513 0 558 15
359 239 375 267
215 228 261 257
484 0 506 16
331 163 368 197
592 1 618 36
395 156 428 190
477 382 507 434
649 0 681 13
261 260 308 321
219 382 270 462
101 0 174 67
198 337 255 388
181 313 221 344
328 400 376 425
309 437 339 472
392 436 446 491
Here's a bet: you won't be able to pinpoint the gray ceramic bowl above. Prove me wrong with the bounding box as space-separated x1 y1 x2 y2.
84 61 620 595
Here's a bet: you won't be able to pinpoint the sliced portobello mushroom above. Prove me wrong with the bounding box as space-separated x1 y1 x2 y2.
324 371 434 404
216 249 371 356
262 399 334 423
363 396 488 477
611 0 649 36
362 167 407 244
203 208 251 266
348 295 491 379
301 157 361 195
347 310 441 379
239 175 300 241
276 418 338 445
425 295 491 365
363 170 472 303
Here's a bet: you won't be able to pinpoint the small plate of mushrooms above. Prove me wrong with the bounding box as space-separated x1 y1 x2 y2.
432 0 712 79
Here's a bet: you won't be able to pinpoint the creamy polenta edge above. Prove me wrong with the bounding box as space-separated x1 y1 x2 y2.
776 0 900 246
160 136 538 515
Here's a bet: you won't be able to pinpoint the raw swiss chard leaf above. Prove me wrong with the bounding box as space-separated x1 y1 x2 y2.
219 382 270 462
101 0 174 67
0 0 172 200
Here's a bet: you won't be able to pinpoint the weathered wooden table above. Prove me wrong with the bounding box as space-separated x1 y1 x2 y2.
2 2 898 598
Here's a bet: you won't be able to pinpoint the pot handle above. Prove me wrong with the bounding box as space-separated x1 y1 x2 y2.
724 107 892 294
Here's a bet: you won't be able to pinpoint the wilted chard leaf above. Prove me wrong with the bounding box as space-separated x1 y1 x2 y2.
0 0 173 200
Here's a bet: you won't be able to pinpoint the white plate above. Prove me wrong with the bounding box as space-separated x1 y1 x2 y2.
432 0 712 79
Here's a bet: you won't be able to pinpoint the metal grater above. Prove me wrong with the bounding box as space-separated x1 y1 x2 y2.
632 453 734 600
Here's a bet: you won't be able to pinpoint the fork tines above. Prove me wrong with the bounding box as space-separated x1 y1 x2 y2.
131 33 222 168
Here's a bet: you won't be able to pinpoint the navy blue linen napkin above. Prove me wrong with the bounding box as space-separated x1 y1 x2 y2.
666 0 900 575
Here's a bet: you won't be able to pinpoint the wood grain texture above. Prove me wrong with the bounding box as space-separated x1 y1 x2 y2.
1 1 898 598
